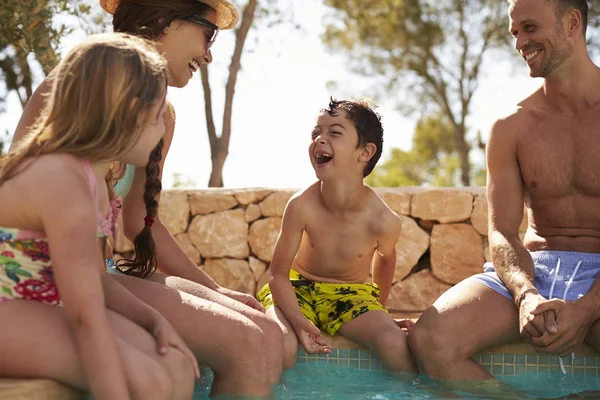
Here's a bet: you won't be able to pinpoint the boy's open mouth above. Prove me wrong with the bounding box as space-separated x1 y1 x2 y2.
315 152 333 166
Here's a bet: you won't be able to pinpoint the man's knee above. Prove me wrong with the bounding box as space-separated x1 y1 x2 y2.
408 311 456 364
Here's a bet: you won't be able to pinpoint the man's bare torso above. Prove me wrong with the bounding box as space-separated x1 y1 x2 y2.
515 89 600 252
291 183 389 283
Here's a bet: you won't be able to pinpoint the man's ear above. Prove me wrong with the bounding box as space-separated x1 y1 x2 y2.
359 143 377 163
567 8 582 37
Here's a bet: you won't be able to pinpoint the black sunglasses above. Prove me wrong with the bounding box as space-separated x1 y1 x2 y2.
181 14 220 49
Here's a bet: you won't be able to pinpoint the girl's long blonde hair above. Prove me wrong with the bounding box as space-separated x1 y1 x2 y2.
1 32 168 183
1 32 168 279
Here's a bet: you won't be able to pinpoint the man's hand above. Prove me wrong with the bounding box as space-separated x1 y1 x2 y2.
519 292 557 344
529 298 595 356
291 317 332 354
216 286 265 313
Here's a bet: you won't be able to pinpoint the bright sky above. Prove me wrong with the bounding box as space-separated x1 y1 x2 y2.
3 0 596 189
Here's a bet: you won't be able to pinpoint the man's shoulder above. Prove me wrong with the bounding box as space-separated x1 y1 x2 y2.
489 95 542 141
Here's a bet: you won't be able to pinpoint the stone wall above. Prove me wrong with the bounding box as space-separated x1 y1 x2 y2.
114 187 528 312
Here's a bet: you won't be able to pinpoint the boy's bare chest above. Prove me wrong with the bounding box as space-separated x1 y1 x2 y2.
302 214 378 263
518 112 600 196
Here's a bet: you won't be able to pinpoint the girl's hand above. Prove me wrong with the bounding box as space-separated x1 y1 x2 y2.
151 314 200 378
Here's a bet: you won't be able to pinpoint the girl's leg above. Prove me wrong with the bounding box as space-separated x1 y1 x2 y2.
0 300 194 400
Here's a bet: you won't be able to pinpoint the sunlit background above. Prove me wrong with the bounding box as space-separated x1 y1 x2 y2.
2 0 598 189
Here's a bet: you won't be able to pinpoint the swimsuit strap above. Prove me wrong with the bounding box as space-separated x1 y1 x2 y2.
80 160 121 240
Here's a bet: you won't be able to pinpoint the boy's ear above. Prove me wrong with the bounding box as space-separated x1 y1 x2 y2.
358 143 377 163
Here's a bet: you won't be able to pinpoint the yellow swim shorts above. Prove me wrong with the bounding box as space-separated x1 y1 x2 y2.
256 269 387 335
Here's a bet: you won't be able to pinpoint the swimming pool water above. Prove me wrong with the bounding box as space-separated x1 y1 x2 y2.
192 364 600 399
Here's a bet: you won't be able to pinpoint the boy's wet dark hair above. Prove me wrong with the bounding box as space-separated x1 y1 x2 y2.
325 98 383 177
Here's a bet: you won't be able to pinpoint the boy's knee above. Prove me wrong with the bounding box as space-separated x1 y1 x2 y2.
376 327 408 352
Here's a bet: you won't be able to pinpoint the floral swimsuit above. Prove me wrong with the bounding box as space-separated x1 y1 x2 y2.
0 160 121 306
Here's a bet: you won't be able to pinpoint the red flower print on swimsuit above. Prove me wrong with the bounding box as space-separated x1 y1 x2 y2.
22 241 50 263
14 279 60 305
38 266 54 283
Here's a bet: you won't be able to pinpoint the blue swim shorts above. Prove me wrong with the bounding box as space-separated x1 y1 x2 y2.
469 250 600 302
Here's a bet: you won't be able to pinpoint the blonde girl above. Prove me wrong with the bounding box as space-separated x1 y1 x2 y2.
0 33 199 400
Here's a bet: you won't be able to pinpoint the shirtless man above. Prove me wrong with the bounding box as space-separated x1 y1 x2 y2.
257 98 417 373
409 0 600 382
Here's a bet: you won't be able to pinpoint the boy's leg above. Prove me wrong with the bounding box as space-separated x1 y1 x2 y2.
266 306 300 369
337 310 418 373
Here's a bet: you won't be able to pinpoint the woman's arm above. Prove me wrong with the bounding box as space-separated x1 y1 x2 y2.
122 102 220 288
121 103 262 309
10 72 55 151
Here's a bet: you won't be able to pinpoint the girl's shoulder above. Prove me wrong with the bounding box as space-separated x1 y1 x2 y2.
17 154 87 185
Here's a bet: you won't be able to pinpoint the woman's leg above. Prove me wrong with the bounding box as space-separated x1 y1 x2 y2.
113 273 277 395
158 272 285 376
0 300 194 400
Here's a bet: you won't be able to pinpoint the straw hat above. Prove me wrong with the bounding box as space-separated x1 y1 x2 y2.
99 0 239 30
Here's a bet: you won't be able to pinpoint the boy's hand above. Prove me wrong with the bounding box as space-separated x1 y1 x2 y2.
395 319 415 331
293 318 332 354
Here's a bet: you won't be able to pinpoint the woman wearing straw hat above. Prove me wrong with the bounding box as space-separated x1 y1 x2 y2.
11 0 284 396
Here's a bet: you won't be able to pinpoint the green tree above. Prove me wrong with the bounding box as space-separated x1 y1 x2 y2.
171 172 197 189
323 0 600 186
0 0 105 110
366 115 485 187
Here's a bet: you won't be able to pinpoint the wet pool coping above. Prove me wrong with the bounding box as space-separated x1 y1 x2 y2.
297 312 600 376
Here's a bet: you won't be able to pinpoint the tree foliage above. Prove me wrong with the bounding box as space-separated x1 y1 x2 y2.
0 0 105 110
323 0 600 186
366 115 485 187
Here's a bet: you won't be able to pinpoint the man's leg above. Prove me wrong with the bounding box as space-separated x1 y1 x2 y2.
337 310 418 373
408 279 521 380
585 318 600 351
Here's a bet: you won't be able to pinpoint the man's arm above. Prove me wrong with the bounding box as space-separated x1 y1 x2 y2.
487 118 534 301
372 211 402 307
486 117 553 340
